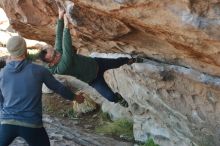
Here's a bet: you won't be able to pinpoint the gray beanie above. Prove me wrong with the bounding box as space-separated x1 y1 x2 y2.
6 36 27 57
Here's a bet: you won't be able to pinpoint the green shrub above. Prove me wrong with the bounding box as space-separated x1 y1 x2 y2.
141 138 160 146
65 108 77 119
96 118 133 140
99 112 112 123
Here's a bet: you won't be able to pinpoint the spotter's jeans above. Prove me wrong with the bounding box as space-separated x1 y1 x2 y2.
0 124 50 146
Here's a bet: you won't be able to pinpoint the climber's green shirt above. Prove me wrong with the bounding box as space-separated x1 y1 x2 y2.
48 19 98 83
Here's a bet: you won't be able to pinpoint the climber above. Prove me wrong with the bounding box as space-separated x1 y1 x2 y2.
38 2 143 108
0 35 84 146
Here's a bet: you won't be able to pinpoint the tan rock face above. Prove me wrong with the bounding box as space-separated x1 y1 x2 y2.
1 0 220 76
1 0 220 146
0 0 57 43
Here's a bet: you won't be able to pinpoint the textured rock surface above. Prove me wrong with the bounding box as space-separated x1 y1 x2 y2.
1 0 220 146
1 0 220 76
105 60 220 146
49 58 220 146
10 114 132 146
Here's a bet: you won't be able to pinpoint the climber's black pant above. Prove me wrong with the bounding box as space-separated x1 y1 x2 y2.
0 124 50 146
89 57 129 102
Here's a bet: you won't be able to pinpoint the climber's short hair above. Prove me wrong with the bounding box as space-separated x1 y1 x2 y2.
38 49 48 63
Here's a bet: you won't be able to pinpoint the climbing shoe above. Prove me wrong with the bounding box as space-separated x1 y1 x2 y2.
127 57 144 65
115 93 129 108
132 57 144 63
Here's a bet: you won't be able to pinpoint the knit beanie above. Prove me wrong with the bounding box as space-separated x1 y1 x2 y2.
6 36 27 57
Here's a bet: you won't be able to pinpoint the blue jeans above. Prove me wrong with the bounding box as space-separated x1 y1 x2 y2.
0 124 50 146
89 57 129 102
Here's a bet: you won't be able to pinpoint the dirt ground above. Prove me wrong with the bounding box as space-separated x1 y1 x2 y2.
42 93 133 142
43 93 100 131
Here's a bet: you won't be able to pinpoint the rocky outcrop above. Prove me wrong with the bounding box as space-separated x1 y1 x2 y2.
1 0 220 146
104 59 220 146
1 0 220 76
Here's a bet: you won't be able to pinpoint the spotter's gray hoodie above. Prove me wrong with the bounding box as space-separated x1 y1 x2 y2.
0 59 75 125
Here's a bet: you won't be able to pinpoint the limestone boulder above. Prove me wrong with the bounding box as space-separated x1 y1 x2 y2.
1 0 220 146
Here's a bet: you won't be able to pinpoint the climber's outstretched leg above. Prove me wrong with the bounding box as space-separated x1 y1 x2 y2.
89 75 129 108
94 57 130 72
